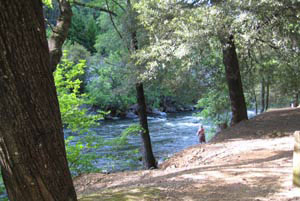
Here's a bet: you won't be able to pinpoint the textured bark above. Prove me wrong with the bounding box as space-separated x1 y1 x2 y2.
260 77 265 113
222 35 248 125
0 1 77 200
136 83 157 169
48 0 72 72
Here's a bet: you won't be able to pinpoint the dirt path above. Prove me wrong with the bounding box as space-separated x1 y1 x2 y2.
74 108 300 201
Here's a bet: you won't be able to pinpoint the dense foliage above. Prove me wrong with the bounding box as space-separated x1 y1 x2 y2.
1 1 299 198
54 52 141 175
45 0 299 168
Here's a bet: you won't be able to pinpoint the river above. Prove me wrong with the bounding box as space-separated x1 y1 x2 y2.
70 111 215 172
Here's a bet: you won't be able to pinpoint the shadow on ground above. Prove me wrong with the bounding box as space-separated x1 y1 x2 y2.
79 150 291 201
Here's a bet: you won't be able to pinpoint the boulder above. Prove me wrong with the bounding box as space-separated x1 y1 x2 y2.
129 104 139 114
165 106 177 113
126 112 138 119
151 108 167 117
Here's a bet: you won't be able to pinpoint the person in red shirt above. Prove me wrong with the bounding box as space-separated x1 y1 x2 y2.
197 125 206 144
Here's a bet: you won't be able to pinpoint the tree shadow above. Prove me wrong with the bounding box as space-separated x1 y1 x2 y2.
79 150 292 201
212 108 300 142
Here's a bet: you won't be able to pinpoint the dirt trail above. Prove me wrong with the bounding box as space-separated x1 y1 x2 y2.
74 108 300 201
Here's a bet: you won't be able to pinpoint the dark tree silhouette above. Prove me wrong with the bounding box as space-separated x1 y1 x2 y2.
0 1 77 200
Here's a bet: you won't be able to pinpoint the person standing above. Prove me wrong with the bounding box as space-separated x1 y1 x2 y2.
197 125 206 144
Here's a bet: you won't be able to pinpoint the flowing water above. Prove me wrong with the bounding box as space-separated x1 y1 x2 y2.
67 110 256 172
76 111 215 172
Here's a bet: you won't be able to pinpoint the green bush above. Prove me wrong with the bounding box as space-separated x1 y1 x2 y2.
196 89 230 125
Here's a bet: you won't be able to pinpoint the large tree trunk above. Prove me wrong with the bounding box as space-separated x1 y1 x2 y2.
222 35 248 125
136 83 157 169
48 0 72 72
260 77 265 113
0 1 77 200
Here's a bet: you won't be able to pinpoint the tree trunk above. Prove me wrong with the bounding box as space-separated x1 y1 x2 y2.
48 0 72 72
127 0 157 169
136 83 157 169
294 93 299 107
265 79 270 111
260 77 265 113
0 1 77 200
253 88 258 115
222 35 248 125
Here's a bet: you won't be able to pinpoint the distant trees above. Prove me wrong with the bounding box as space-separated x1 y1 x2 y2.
0 0 77 200
135 0 300 123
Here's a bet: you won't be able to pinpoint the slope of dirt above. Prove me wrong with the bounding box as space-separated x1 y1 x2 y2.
74 107 300 201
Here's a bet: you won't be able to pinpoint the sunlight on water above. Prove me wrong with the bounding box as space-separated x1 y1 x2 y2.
69 111 218 172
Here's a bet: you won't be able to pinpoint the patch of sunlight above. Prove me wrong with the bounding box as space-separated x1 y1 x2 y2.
273 173 300 199
182 196 194 201
79 187 163 201
180 174 207 180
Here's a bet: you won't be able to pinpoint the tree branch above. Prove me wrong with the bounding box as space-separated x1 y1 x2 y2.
254 37 280 50
48 0 73 72
105 0 123 40
45 18 56 33
72 0 117 16
111 0 126 12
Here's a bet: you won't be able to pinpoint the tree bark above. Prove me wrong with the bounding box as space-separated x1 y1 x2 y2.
48 0 72 72
0 1 77 200
265 78 270 111
260 77 265 113
253 88 258 115
294 93 299 107
136 83 157 169
222 35 248 125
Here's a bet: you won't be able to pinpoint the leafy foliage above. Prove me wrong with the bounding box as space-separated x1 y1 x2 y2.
196 89 230 125
42 0 52 8
54 51 101 133
54 52 143 175
68 8 98 53
54 51 104 175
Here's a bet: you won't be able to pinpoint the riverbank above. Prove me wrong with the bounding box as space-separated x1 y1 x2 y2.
74 107 300 201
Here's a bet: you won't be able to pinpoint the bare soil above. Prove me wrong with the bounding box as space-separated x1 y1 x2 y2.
74 107 300 201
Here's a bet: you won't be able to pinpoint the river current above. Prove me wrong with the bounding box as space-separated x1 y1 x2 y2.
67 110 256 172
75 112 215 172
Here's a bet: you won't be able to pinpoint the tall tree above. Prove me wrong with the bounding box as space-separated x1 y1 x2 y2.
127 0 157 169
0 1 77 200
71 0 157 169
221 34 248 125
265 78 270 110
260 77 265 113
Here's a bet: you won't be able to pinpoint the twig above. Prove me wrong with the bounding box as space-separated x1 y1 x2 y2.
111 0 126 12
105 0 123 40
72 0 117 16
45 18 57 33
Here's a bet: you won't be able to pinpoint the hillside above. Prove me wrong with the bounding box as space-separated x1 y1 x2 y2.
74 107 300 201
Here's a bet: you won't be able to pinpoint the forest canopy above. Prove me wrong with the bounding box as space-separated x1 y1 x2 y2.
44 0 300 124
